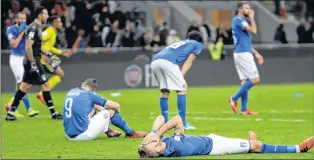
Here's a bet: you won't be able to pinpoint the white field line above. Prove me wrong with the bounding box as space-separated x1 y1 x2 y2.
147 116 306 122
2 115 307 123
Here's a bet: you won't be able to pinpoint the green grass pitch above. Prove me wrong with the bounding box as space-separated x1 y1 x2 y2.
1 83 314 159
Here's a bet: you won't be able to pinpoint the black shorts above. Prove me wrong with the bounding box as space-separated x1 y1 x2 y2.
22 57 48 85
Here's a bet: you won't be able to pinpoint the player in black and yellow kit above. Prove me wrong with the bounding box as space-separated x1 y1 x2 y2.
36 16 72 104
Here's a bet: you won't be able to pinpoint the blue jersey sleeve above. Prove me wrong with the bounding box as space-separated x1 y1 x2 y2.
191 42 203 56
89 92 107 107
6 27 16 41
237 18 249 30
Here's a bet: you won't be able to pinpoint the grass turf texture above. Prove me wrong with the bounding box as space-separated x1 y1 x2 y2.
1 83 314 159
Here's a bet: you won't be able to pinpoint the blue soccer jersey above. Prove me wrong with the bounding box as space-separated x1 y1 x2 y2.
63 87 107 137
162 134 213 157
231 16 253 53
152 39 203 64
5 25 26 56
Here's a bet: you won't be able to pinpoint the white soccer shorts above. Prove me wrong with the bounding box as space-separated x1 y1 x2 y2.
9 54 25 84
233 52 260 80
151 59 187 91
67 110 110 141
207 133 250 155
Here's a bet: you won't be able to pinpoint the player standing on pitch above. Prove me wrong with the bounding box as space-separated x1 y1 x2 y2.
229 1 264 115
35 15 72 105
5 7 63 121
151 30 203 130
5 12 40 118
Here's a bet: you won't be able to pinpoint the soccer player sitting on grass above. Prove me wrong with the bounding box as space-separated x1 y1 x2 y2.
63 78 147 140
138 115 313 158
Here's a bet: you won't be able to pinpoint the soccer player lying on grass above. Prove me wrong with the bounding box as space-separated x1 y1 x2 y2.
138 115 314 158
63 78 147 140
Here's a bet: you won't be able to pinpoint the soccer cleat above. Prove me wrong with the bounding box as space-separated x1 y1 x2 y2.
248 131 257 141
5 112 19 121
184 122 196 130
299 136 314 152
36 93 47 105
27 108 40 117
51 112 63 120
5 114 18 121
4 103 11 111
106 129 122 138
229 97 238 113
125 130 147 138
240 109 258 115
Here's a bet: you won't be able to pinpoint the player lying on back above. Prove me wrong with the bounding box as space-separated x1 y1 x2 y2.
138 115 313 158
229 1 264 115
63 78 147 140
151 30 204 130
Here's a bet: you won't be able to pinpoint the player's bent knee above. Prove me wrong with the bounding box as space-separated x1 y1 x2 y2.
251 77 260 84
20 82 31 92
41 83 51 91
241 80 247 85
56 68 65 78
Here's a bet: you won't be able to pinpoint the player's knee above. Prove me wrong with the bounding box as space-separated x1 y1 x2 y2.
251 77 260 84
177 91 187 95
241 80 247 85
41 83 51 91
56 68 65 78
249 140 263 152
160 89 170 98
20 83 31 92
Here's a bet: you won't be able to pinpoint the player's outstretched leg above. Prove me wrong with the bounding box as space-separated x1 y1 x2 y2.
248 131 314 153
229 78 259 115
5 85 40 118
41 83 63 120
160 89 170 122
109 110 147 138
239 80 257 115
177 90 195 130
5 83 31 121
37 67 63 105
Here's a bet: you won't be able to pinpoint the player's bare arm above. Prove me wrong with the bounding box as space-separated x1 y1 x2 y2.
104 100 120 113
157 115 184 137
181 54 197 77
252 48 264 65
9 31 26 48
141 115 165 145
25 39 34 61
245 10 257 34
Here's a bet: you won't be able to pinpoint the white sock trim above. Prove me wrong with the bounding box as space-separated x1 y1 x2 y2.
48 106 55 109
295 145 300 153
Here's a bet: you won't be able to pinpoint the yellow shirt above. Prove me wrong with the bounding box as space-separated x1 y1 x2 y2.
41 26 62 64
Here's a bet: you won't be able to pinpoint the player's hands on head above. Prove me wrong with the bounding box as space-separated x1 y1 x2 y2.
142 133 160 146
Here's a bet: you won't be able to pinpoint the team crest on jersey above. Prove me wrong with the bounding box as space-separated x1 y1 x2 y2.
104 112 109 119
124 64 143 88
240 142 248 147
